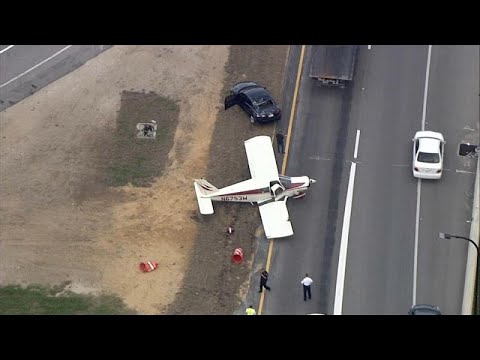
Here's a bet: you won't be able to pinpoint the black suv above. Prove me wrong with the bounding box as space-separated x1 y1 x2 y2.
225 81 281 124
408 304 442 315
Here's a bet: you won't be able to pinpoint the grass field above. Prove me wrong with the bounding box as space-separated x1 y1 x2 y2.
0 284 136 315
106 91 179 187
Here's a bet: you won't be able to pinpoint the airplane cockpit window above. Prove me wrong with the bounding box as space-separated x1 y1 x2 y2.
279 175 291 188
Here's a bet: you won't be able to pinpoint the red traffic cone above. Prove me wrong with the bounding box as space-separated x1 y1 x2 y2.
232 248 244 264
139 261 158 272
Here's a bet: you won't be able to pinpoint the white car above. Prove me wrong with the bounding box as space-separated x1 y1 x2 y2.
412 131 445 179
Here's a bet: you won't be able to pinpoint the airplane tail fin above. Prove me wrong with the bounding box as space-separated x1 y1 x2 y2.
193 179 219 194
193 179 216 214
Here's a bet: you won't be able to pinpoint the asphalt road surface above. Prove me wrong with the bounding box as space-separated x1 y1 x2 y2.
0 45 112 111
414 45 479 314
261 45 479 315
263 45 354 314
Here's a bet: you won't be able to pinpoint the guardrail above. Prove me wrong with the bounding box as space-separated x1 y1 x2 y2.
462 154 479 315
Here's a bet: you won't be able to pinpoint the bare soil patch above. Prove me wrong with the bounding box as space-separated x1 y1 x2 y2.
166 45 289 314
0 45 288 314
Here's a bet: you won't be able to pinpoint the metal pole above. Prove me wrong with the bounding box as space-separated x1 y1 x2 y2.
452 236 480 315
440 233 479 314
454 236 479 311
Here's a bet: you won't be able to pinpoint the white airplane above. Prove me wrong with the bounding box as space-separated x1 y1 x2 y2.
194 136 316 239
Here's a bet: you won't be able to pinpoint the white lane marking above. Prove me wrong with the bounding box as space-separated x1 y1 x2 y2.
413 179 421 305
0 45 15 54
0 45 73 89
392 164 409 167
456 169 476 174
334 162 357 315
354 129 360 159
309 155 331 161
412 45 432 306
368 45 372 50
421 45 432 130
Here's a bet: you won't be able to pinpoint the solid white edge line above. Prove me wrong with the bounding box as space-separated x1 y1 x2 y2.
412 45 432 306
421 45 432 129
413 179 421 305
354 129 360 159
0 45 15 54
334 162 357 315
0 45 73 89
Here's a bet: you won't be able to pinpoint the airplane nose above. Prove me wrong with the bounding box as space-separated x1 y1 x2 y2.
310 178 316 184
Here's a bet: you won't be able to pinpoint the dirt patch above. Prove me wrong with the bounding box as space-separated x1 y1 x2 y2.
167 45 289 314
0 45 288 314
0 45 230 314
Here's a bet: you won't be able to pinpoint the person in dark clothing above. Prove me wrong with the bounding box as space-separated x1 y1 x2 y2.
259 269 271 292
276 130 285 154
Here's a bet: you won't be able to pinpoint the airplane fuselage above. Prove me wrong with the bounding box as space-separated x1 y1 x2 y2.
208 175 313 204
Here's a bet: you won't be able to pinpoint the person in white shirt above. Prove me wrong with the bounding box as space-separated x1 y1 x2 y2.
301 273 313 301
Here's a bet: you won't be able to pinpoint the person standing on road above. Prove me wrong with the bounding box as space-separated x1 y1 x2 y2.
245 305 256 315
276 130 285 154
259 269 271 293
301 273 313 301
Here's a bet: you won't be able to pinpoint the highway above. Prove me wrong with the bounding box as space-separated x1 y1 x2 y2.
263 45 355 314
261 45 479 315
414 45 479 313
0 45 112 111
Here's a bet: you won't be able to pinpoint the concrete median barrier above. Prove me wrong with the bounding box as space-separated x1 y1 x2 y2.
462 154 479 315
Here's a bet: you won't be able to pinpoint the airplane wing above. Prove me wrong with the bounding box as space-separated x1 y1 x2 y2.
244 136 279 180
258 201 293 239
